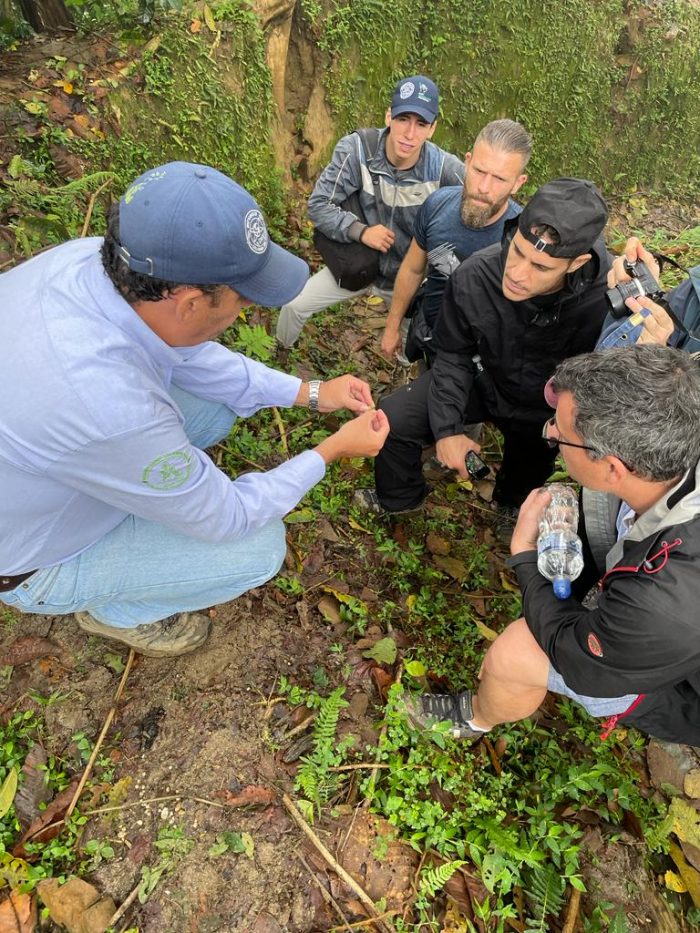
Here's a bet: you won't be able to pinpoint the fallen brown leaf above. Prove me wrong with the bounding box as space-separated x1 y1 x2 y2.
216 785 276 808
316 595 341 625
426 532 451 556
14 745 50 832
0 890 36 933
433 555 468 582
12 778 80 860
370 666 394 702
0 636 62 667
37 877 116 933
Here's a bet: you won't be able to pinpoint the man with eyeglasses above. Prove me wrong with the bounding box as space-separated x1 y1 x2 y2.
408 345 700 745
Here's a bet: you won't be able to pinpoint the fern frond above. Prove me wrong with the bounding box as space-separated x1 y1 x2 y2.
294 687 349 812
417 860 466 901
523 864 566 932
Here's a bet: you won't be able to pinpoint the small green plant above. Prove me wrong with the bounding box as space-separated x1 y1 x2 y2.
137 826 194 903
226 323 276 362
295 686 352 818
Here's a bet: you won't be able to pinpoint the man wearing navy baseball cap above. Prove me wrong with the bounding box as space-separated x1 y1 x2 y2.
276 75 465 349
357 178 612 537
0 161 389 656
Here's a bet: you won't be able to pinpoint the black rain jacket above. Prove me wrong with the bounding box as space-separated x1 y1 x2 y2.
428 226 611 440
509 461 700 744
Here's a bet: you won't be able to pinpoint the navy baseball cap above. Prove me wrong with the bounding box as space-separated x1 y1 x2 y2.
116 162 309 307
518 178 608 258
390 75 439 123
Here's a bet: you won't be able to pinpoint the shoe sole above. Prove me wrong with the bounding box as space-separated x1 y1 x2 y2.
75 613 210 658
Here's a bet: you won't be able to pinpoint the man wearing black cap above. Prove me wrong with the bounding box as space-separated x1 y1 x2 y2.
357 177 611 521
275 75 464 349
0 161 389 657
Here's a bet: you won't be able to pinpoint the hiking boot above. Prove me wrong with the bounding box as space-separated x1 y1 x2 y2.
75 611 211 657
404 689 485 741
491 501 519 545
352 487 426 518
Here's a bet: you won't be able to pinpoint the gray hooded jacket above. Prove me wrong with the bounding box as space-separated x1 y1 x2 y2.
308 128 464 289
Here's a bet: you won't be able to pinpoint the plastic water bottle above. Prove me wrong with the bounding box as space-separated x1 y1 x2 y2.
536 484 584 599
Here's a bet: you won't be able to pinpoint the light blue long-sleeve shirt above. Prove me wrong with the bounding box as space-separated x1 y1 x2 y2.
0 238 325 574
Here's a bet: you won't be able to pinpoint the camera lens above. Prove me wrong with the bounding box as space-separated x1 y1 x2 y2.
605 279 644 318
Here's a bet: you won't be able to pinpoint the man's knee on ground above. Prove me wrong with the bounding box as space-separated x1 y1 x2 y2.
480 617 550 688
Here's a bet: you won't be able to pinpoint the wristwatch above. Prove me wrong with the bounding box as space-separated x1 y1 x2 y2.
307 379 322 412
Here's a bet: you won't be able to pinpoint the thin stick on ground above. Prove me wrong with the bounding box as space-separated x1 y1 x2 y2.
272 406 289 457
296 850 353 932
107 881 141 931
64 648 135 824
80 177 113 238
282 793 396 933
562 887 581 933
284 711 317 741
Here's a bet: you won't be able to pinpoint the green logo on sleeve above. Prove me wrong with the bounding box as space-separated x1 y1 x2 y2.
142 450 195 490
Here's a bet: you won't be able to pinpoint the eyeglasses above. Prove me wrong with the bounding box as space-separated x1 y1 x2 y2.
541 416 599 454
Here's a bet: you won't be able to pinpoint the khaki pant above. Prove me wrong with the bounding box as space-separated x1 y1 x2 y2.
276 265 392 348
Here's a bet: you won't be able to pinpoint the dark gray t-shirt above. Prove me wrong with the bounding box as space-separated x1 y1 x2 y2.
413 186 522 326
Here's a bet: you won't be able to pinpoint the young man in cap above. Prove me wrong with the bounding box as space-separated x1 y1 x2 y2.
358 178 611 522
0 162 389 657
275 75 465 349
409 345 700 746
380 119 532 363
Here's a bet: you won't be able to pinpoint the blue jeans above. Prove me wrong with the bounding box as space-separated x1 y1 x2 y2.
1 387 287 628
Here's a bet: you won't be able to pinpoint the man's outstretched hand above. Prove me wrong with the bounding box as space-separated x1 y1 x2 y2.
318 375 374 413
314 409 390 464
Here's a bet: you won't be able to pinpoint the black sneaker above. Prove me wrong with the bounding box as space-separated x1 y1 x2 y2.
352 487 426 517
404 690 485 741
491 502 519 545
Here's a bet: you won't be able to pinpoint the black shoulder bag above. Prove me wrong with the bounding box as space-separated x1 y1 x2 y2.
312 128 384 292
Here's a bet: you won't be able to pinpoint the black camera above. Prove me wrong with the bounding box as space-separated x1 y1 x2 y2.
605 259 665 319
466 450 490 480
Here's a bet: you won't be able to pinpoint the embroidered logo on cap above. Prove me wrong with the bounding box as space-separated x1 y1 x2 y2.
418 82 431 101
587 633 603 657
245 209 268 254
399 81 415 99
124 170 166 204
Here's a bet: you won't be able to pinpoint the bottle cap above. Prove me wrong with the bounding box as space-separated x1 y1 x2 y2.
553 577 572 599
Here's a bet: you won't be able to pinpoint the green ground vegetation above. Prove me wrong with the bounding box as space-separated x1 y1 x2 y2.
309 0 700 198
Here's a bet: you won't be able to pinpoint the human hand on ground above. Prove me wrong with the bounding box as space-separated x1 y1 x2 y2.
510 487 552 555
317 375 374 413
360 225 396 253
314 409 390 463
380 324 402 360
435 434 481 480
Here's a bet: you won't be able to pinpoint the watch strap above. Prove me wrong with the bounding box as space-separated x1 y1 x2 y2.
308 379 322 411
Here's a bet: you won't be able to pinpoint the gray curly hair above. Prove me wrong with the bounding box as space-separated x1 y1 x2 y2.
551 345 700 481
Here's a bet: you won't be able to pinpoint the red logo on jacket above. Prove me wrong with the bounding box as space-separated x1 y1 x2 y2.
587 633 603 657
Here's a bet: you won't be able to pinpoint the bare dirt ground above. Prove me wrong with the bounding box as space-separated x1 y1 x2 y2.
2 296 698 933
2 27 700 933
